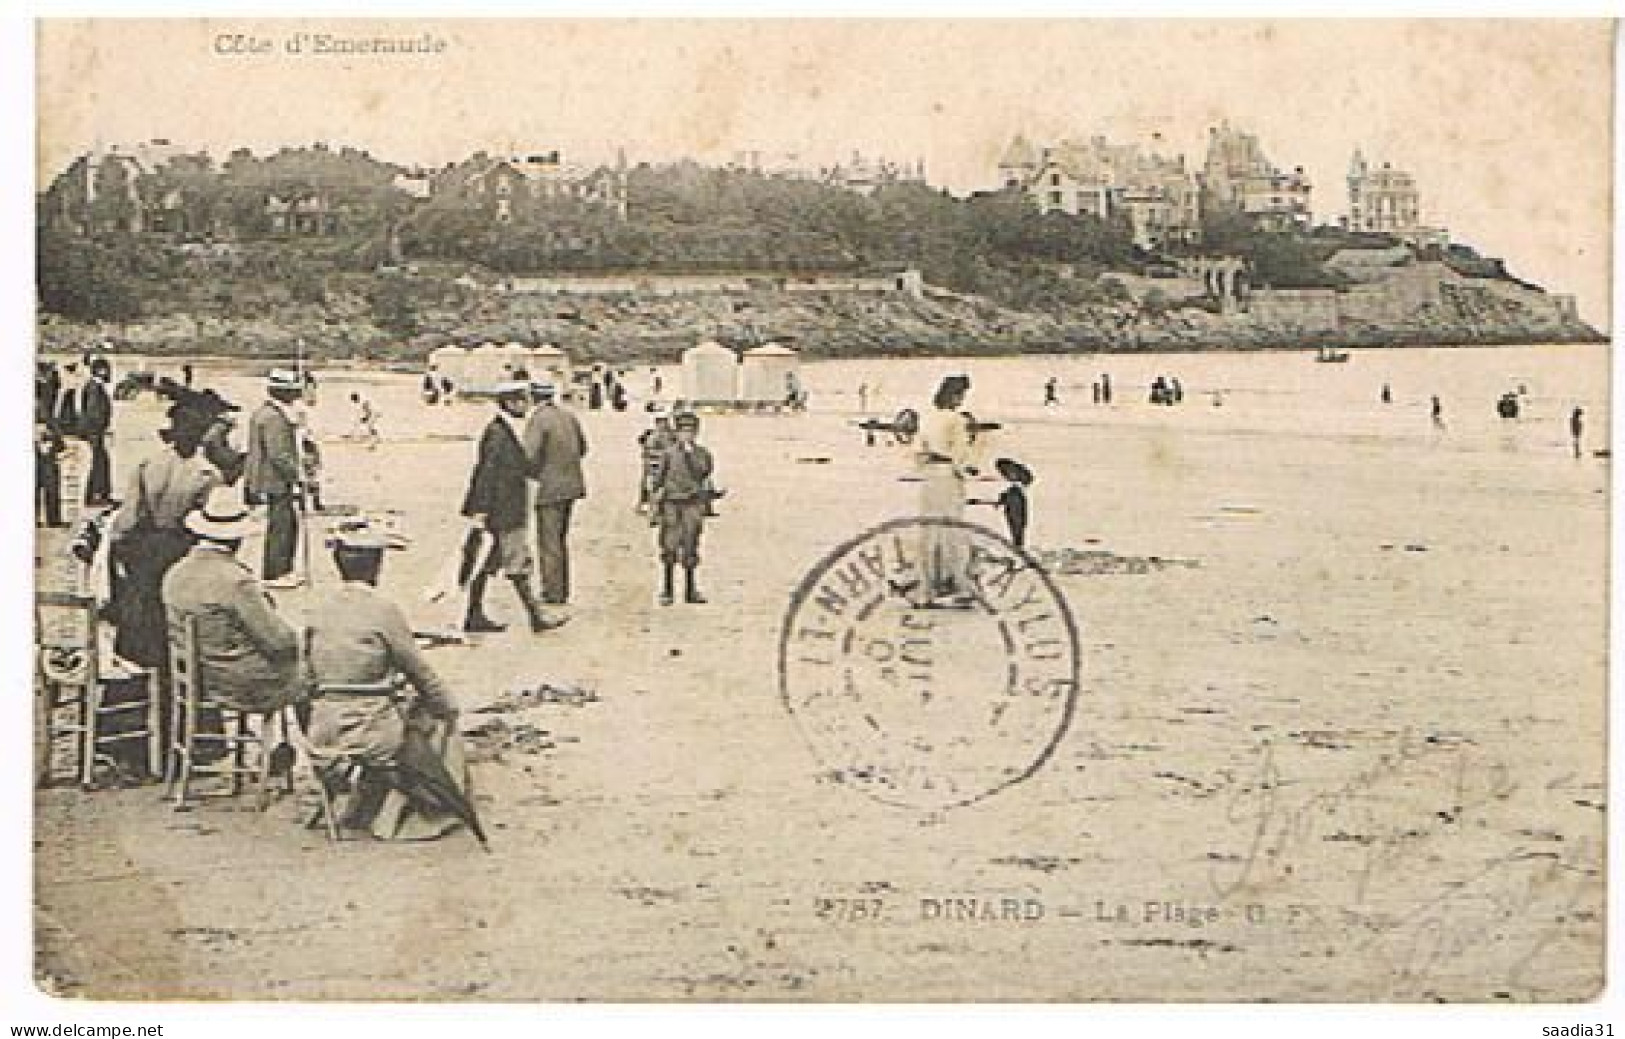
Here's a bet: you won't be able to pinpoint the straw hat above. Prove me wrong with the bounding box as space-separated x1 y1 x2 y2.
185 486 254 541
266 369 302 394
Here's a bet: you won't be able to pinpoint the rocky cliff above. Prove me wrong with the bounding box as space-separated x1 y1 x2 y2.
38 260 1602 363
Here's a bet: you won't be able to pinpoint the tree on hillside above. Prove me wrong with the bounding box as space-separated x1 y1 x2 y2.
366 276 419 336
1198 204 1344 289
37 230 143 322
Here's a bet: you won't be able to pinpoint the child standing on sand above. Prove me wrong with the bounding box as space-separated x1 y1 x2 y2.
650 410 716 606
970 457 1034 551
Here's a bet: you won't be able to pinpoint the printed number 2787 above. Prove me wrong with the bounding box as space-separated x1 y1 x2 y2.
815 898 885 922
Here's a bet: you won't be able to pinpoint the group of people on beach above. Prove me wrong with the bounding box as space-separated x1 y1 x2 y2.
35 355 116 526
35 346 1596 846
460 370 718 616
40 352 740 839
36 364 490 841
1041 373 1116 407
1148 375 1184 406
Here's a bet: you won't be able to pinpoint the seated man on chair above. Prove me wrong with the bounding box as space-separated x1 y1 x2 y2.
305 522 475 842
162 486 305 716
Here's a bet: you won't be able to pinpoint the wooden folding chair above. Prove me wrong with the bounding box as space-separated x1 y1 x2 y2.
300 675 405 842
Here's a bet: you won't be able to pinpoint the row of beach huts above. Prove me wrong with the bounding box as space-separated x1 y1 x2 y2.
426 340 803 410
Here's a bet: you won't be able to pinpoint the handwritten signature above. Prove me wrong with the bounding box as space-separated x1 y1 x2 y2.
1364 841 1600 998
1208 732 1602 996
1212 731 1516 904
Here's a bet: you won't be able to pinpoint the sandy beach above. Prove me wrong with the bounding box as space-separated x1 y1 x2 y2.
33 343 1608 1002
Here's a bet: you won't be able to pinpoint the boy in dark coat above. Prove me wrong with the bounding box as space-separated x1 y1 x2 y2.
650 410 715 606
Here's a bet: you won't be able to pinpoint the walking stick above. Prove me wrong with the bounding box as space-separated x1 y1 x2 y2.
294 402 314 589
294 337 314 587
297 485 313 586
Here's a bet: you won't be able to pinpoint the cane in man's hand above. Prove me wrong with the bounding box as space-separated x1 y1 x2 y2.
296 481 313 585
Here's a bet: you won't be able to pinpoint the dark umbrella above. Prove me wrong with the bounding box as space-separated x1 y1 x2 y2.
390 728 491 851
455 526 492 588
995 457 1034 485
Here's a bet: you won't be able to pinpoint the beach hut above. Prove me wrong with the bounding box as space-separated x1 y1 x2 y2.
526 344 572 389
427 345 467 388
466 342 509 387
680 341 739 405
498 342 533 379
739 343 800 406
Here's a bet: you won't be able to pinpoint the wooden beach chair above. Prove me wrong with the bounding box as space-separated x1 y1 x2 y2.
162 610 295 812
36 591 161 788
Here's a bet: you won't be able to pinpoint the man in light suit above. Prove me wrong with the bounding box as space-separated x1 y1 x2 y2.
522 380 589 605
162 486 304 715
245 369 304 588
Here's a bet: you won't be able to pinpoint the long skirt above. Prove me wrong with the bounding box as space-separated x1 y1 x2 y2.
917 463 967 599
112 527 193 669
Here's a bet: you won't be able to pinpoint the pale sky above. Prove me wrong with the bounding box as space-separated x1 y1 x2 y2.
36 19 1615 327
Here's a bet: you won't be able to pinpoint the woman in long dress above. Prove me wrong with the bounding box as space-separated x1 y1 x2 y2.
106 408 218 662
105 403 221 764
913 375 975 606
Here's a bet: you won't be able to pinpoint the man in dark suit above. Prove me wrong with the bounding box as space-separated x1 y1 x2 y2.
35 363 64 527
73 357 115 506
522 380 589 605
245 369 304 587
463 383 565 634
36 361 60 420
35 412 65 527
54 362 80 433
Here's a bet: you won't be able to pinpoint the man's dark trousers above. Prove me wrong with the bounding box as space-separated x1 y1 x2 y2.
263 491 299 581
37 453 62 526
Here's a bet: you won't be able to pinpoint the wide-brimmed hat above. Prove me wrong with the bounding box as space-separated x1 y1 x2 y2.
190 388 240 414
164 402 216 435
995 457 1034 485
185 486 254 541
266 368 302 393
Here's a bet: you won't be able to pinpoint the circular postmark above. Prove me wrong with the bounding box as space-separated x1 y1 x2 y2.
778 517 1081 810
